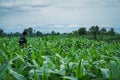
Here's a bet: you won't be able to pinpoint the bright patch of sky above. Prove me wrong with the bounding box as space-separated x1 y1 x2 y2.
0 0 120 33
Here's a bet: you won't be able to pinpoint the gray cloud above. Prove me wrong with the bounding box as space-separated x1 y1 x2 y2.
0 0 51 12
0 0 119 13
0 4 49 12
0 0 51 16
53 0 120 10
0 0 120 26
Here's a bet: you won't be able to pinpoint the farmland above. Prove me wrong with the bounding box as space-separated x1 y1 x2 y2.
0 36 120 80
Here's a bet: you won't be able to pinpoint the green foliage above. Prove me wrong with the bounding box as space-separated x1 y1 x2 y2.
24 27 33 37
89 25 99 39
78 27 87 35
0 28 4 37
0 36 120 80
107 28 115 35
110 61 120 80
51 30 56 35
36 31 43 37
100 28 107 34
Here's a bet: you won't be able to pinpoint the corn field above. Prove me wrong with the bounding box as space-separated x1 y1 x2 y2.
0 36 120 80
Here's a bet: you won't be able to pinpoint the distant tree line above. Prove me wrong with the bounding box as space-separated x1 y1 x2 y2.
0 26 117 38
0 27 61 37
73 26 115 35
72 25 116 39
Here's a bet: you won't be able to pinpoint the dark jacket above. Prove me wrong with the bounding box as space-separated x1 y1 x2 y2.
19 36 27 48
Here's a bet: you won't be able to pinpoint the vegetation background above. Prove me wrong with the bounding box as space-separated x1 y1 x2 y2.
0 26 120 80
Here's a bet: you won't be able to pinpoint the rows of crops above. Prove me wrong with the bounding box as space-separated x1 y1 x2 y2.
0 36 120 80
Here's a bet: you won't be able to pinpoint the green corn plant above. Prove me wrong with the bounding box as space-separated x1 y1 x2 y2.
0 50 26 80
110 61 120 80
0 36 120 80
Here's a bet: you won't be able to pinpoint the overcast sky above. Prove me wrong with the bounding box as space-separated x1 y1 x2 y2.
0 0 120 28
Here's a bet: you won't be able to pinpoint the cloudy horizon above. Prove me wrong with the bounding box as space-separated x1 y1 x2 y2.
1 24 120 34
0 0 120 32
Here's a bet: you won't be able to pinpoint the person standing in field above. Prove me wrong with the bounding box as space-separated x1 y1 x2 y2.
19 31 27 48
